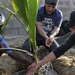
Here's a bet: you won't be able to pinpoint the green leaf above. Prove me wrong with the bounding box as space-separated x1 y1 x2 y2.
11 0 29 27
11 0 39 63
28 0 39 50
2 14 13 35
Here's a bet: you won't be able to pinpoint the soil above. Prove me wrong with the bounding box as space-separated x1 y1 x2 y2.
0 33 75 75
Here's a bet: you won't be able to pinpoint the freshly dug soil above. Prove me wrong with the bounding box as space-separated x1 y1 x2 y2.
0 33 75 75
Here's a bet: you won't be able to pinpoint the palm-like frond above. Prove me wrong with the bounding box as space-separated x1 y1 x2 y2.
0 3 15 15
11 0 39 63
11 0 39 51
11 0 29 29
2 14 13 35
28 0 39 50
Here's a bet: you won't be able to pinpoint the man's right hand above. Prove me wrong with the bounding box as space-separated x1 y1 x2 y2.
26 62 39 75
46 37 53 47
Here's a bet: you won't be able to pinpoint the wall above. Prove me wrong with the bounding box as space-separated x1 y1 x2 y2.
0 0 75 37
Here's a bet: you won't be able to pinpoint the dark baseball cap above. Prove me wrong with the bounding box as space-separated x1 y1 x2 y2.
45 0 59 5
65 11 75 29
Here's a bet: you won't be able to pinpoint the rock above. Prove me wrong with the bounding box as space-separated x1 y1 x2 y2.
0 53 18 75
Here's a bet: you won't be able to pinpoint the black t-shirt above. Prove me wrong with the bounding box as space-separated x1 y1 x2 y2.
53 33 75 58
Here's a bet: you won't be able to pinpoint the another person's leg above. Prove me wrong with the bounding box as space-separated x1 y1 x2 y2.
22 38 32 52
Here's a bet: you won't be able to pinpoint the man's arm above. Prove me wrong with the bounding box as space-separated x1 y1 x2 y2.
38 52 56 67
35 32 75 68
37 32 75 67
26 52 56 75
53 33 75 58
46 26 60 47
49 26 60 38
0 35 9 48
26 34 75 75
36 22 48 40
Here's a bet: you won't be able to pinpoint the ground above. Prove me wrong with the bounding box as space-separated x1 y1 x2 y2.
53 48 75 75
0 33 75 75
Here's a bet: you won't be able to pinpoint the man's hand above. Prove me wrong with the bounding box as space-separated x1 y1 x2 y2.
46 36 54 47
26 62 39 75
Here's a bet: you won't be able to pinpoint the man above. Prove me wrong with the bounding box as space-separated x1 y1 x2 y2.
0 13 12 56
26 11 75 75
22 0 63 52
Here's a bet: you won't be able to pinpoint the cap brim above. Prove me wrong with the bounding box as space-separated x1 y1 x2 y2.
65 22 75 29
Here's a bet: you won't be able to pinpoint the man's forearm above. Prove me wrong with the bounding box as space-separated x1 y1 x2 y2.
37 26 48 40
36 22 48 40
50 27 60 38
38 52 56 67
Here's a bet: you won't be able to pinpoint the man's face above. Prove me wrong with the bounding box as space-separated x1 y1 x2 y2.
45 4 57 14
70 26 75 33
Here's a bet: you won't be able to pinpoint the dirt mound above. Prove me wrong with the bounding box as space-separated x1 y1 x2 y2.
0 54 18 75
0 34 75 75
53 48 75 75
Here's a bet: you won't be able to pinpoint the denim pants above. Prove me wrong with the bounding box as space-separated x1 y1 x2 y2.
22 37 59 53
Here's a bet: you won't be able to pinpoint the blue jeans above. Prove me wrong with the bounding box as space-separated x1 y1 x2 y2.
22 37 59 53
